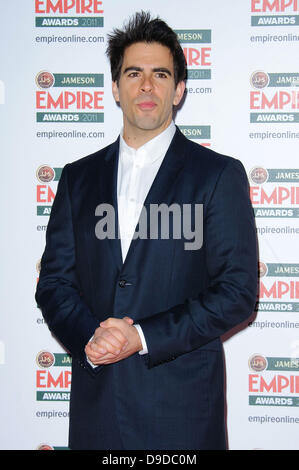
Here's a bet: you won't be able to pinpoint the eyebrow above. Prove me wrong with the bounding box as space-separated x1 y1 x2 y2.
122 66 172 76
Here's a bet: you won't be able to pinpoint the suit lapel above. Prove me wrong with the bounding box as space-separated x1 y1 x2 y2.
100 128 189 271
122 128 188 268
101 138 123 271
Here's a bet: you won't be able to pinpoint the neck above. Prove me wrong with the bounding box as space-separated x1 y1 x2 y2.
123 120 172 149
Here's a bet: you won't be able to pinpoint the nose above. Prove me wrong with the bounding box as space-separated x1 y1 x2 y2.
140 75 153 93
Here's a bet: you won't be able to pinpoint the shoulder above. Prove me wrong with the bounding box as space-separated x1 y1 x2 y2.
175 127 246 181
63 138 119 178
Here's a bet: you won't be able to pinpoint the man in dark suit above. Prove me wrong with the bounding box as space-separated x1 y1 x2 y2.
36 11 257 450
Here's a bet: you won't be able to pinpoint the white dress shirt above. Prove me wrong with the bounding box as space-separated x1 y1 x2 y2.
87 121 176 363
117 121 176 261
118 121 176 355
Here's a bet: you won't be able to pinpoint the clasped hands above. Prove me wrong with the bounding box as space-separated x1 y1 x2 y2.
85 316 142 366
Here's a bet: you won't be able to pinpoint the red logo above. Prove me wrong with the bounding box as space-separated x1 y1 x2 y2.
36 71 55 89
36 351 55 368
249 354 268 372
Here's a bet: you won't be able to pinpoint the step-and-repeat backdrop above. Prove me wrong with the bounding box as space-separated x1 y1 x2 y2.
0 0 298 450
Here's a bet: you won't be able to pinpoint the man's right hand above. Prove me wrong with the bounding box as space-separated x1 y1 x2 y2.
85 316 133 365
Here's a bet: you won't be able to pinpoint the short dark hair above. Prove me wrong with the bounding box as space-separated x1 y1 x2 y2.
106 11 187 85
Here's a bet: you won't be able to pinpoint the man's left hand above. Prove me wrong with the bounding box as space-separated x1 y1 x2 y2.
85 316 143 365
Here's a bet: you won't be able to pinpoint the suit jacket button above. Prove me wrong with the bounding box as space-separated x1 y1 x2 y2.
119 279 126 288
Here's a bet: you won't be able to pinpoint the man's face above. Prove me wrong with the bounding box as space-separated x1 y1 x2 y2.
112 42 185 142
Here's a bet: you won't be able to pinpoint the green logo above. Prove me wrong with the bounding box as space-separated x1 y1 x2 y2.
179 125 211 140
175 30 211 43
35 17 104 27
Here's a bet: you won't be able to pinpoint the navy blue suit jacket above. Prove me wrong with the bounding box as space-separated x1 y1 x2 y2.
36 128 258 450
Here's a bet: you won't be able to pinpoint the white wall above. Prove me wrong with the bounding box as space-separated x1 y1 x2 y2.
0 0 298 450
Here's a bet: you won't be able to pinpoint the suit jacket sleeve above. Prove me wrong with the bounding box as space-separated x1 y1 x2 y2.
138 158 258 368
35 164 99 361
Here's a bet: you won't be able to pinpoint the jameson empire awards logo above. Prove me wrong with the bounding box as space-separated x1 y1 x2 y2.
250 70 299 123
248 354 299 406
35 0 104 27
36 165 62 216
174 30 212 147
249 166 299 218
36 350 72 402
251 0 299 26
35 70 104 123
256 261 299 312
175 29 212 81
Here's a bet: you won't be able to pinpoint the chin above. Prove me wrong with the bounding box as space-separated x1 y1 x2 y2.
135 118 164 131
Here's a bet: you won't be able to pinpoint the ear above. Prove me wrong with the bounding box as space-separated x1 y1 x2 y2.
173 80 185 106
112 81 120 102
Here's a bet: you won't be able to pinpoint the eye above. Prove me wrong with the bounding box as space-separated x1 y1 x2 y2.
155 72 168 79
127 71 140 78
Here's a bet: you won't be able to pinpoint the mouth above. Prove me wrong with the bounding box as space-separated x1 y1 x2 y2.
137 101 157 110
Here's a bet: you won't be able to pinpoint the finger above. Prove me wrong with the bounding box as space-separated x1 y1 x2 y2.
92 341 118 356
93 353 119 365
100 328 127 349
94 350 128 365
100 317 131 328
86 345 120 364
92 333 123 355
85 347 102 364
122 316 134 324
107 327 129 346
86 346 120 364
85 342 106 359
91 344 107 355
89 354 116 365
100 317 133 331
87 338 108 355
86 339 125 361
93 324 124 345
95 325 129 350
99 318 113 328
